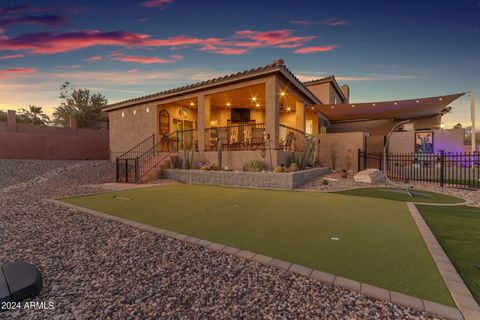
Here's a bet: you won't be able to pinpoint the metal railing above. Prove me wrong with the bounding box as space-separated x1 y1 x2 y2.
358 150 480 188
204 123 266 151
279 124 309 152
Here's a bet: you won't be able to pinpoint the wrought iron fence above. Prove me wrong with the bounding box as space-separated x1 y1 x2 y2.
358 150 480 188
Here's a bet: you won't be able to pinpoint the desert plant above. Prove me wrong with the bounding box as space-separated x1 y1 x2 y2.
273 166 288 173
288 162 299 172
322 179 329 185
345 149 353 171
292 137 317 170
242 160 266 172
182 148 194 169
330 142 337 170
218 142 223 171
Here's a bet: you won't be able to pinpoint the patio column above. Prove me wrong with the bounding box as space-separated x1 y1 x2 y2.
197 94 205 152
296 100 305 133
265 77 279 149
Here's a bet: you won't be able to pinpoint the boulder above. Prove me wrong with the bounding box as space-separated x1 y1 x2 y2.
353 169 385 184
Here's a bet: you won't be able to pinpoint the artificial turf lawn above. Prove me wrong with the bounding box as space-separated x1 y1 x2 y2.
334 187 464 204
61 184 453 305
417 204 480 303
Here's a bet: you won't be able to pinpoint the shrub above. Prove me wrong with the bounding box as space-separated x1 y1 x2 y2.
288 163 299 172
322 179 329 185
274 166 288 173
242 160 266 172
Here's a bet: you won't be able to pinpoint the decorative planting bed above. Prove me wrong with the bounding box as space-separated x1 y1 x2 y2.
161 167 330 189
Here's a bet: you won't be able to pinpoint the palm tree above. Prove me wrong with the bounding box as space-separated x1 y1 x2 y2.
18 105 50 125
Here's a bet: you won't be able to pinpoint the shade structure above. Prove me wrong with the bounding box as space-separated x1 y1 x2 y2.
312 93 465 121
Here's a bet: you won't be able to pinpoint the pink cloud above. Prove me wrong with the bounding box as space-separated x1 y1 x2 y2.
0 28 318 56
0 53 24 59
294 45 337 54
85 55 102 62
112 54 182 64
56 65 83 69
141 0 174 8
127 68 138 73
0 67 37 78
233 30 315 48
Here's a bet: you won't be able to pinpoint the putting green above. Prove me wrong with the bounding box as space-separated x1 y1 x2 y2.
334 187 464 204
418 205 480 304
62 184 453 305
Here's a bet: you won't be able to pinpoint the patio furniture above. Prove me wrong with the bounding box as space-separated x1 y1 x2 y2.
280 131 294 151
249 127 265 150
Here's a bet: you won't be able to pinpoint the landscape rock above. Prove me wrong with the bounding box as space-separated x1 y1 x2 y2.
0 160 440 319
353 169 385 184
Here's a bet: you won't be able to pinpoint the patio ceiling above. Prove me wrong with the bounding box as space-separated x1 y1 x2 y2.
312 93 465 122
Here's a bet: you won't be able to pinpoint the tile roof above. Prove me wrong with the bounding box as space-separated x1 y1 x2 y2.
104 59 320 110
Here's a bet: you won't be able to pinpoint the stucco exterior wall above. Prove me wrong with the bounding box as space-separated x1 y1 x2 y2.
389 128 465 153
318 132 365 172
0 127 109 160
109 102 156 160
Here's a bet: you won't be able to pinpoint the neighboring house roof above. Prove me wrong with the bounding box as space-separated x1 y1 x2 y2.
312 93 465 122
104 59 321 111
303 75 347 103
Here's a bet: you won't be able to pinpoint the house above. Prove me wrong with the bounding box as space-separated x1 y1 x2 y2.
104 59 465 181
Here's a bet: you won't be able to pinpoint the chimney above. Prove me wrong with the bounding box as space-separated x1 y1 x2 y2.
341 84 350 103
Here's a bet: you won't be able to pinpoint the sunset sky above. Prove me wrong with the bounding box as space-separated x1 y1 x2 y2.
0 0 479 127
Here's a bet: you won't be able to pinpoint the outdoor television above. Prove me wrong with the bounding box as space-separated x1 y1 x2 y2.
231 108 250 122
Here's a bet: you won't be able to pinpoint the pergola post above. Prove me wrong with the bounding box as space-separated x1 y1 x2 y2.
471 90 476 152
197 94 205 152
265 76 279 150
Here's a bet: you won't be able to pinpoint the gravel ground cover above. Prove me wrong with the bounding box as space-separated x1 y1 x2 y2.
0 160 443 319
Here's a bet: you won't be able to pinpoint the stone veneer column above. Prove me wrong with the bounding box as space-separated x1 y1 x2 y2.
197 95 205 152
265 77 279 150
296 100 306 133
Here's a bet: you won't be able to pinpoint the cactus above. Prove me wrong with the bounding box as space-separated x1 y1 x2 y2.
217 142 223 171
182 147 194 169
242 160 265 172
295 137 317 170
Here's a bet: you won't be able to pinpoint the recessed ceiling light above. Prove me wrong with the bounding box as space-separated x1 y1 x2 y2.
226 102 231 107
280 91 286 96
286 106 291 111
190 102 194 106
331 106 335 109
252 97 257 101
256 103 260 107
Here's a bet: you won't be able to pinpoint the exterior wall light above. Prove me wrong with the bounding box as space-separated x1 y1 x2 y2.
351 104 355 108
394 102 398 105
439 97 443 101
440 123 445 129
133 109 136 115
146 107 149 112
372 103 376 106
121 112 125 118
416 100 419 103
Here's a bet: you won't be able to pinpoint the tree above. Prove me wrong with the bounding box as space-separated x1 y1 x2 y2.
53 82 108 127
18 105 50 125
